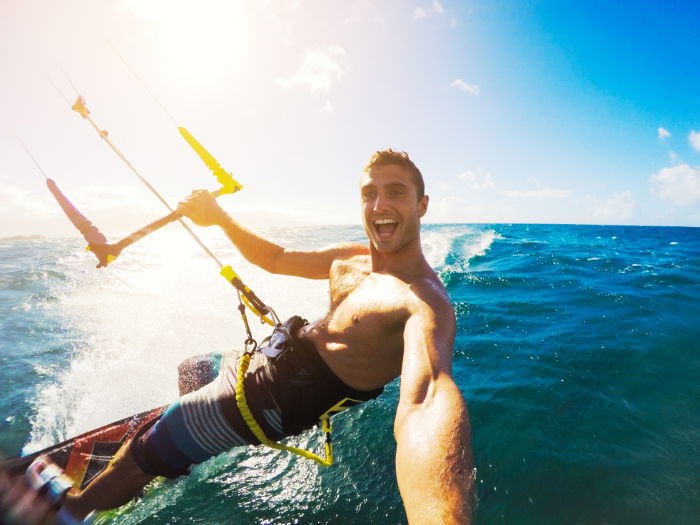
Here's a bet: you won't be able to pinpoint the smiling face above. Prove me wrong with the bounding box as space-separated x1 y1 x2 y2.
360 163 429 255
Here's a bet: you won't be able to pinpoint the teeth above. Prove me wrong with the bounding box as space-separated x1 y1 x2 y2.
374 219 397 225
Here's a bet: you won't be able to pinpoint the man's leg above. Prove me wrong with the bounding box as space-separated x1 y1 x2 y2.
63 443 154 520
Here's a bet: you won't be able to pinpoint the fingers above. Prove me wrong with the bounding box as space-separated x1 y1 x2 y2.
0 456 73 525
1 472 52 524
176 189 206 216
177 189 224 227
26 458 72 508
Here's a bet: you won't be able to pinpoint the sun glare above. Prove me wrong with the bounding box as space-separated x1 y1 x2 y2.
119 0 249 80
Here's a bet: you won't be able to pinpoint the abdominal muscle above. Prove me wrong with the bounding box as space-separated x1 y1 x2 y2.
298 284 409 391
290 255 415 390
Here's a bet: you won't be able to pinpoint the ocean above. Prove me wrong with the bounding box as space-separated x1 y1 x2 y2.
0 223 698 524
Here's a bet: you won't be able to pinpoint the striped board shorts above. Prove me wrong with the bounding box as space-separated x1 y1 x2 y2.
130 336 383 478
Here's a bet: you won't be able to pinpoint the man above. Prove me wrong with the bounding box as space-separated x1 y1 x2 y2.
53 149 473 523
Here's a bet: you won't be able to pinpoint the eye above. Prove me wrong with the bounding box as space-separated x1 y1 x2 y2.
361 189 376 201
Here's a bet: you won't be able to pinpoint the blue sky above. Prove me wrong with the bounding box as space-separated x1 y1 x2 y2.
1 0 699 238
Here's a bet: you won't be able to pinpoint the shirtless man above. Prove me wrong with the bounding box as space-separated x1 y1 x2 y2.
60 149 474 524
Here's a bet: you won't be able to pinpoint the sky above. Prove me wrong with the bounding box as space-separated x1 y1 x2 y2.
1 0 699 239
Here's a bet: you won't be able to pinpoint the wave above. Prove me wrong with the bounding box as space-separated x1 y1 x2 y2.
425 227 503 289
463 229 503 262
421 225 472 268
422 226 502 271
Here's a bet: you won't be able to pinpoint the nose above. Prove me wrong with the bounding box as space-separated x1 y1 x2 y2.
372 191 389 213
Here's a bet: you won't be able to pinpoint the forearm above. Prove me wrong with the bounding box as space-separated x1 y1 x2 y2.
177 190 284 273
395 378 474 524
178 190 364 278
215 213 284 273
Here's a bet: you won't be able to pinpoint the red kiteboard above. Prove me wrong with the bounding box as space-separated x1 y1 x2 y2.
0 407 166 489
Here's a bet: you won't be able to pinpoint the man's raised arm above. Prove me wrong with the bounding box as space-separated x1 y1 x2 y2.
177 190 368 279
395 288 474 524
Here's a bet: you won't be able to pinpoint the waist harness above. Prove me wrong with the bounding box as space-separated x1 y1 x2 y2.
235 316 382 466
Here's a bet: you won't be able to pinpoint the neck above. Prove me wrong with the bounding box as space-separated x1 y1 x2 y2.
369 234 428 280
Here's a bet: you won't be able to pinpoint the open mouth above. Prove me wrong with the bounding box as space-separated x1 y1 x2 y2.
373 218 398 239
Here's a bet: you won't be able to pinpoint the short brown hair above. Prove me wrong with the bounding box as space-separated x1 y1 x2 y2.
364 149 425 200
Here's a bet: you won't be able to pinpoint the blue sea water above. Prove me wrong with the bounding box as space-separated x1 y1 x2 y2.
1 224 699 524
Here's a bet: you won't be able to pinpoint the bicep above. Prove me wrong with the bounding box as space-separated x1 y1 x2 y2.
271 242 368 279
394 297 458 447
397 303 455 408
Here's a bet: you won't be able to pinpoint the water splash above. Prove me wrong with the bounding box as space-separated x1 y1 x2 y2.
25 229 329 451
462 229 503 262
431 227 503 277
422 225 473 268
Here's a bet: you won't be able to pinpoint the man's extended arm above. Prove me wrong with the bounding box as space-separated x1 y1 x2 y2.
177 190 368 279
394 289 474 524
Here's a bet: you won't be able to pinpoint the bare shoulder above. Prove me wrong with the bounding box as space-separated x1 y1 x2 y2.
407 272 454 322
328 249 371 275
399 272 457 401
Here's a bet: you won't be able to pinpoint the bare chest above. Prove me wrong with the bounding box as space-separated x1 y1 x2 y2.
327 259 409 335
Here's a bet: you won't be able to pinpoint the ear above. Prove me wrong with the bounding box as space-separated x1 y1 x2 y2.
418 195 429 218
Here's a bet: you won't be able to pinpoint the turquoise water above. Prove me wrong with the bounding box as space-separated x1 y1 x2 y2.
1 224 698 524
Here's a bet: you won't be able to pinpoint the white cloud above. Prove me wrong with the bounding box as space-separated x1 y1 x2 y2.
503 188 571 200
657 127 671 140
0 185 52 216
431 1 444 15
450 16 458 29
277 46 346 94
67 185 161 214
689 130 700 153
414 2 446 20
586 191 636 220
427 195 515 223
230 202 340 226
458 169 494 190
429 195 460 220
0 184 163 238
413 7 427 19
450 79 480 95
649 163 700 207
669 151 679 163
